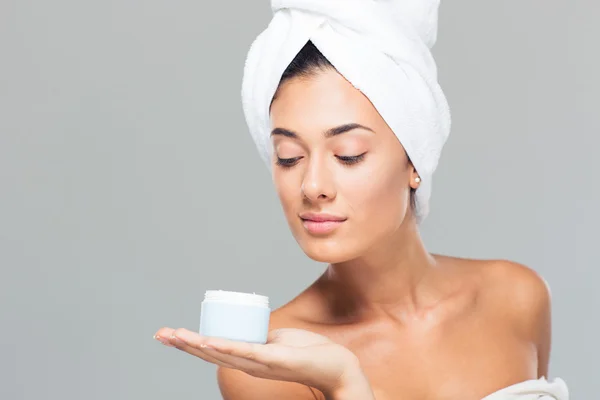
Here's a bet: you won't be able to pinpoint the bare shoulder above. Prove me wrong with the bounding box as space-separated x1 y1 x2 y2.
216 292 321 400
479 259 552 310
474 259 552 343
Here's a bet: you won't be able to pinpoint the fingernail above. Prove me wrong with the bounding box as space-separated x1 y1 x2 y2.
153 334 173 347
200 342 215 350
169 334 186 347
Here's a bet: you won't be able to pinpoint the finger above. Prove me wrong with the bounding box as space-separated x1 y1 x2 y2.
165 329 238 369
154 327 237 369
172 329 277 371
170 328 273 370
201 335 291 369
153 327 176 347
173 329 265 360
199 346 267 372
173 342 238 369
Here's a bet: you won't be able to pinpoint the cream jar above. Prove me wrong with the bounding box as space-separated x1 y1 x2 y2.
199 290 271 344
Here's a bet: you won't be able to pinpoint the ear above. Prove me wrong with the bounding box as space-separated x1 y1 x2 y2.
409 166 421 190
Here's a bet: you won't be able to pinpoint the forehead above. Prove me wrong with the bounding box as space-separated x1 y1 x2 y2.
269 69 385 132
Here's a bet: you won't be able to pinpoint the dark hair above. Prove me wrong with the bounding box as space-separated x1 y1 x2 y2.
275 40 417 212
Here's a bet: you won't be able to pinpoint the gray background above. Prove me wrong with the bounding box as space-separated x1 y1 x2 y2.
1 0 597 398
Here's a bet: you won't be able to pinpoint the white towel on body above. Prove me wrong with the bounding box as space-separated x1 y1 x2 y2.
481 377 569 400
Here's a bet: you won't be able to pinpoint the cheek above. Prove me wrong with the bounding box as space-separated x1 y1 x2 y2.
342 163 407 228
273 170 300 215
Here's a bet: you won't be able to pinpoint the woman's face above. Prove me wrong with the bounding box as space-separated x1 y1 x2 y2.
269 68 418 263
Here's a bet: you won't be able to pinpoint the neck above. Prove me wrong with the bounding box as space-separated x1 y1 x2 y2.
317 220 442 322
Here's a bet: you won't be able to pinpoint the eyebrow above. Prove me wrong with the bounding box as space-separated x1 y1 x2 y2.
270 123 375 139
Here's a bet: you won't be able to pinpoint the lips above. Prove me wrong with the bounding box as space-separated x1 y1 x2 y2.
299 212 347 234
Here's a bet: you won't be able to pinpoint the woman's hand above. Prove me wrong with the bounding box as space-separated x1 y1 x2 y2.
153 327 375 399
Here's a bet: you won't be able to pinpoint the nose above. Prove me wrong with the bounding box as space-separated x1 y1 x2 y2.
300 156 337 202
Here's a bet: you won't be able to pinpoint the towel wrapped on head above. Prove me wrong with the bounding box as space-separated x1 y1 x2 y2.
241 0 451 223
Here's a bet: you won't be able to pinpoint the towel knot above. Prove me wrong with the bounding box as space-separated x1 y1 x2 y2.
271 0 441 49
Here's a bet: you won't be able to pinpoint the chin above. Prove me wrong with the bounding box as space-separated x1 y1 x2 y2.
296 237 363 264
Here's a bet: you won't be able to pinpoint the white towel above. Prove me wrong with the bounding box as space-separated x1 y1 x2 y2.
241 0 451 223
481 378 569 400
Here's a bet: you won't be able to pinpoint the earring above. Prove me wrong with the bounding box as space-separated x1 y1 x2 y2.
415 177 421 183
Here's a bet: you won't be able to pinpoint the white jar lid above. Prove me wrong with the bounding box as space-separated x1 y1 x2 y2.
203 290 269 308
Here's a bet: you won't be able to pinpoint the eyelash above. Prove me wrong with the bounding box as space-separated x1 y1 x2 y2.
276 157 301 167
336 153 366 165
276 152 367 168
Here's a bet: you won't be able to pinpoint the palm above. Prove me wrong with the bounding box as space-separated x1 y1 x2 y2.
258 328 356 386
156 326 359 393
267 327 335 347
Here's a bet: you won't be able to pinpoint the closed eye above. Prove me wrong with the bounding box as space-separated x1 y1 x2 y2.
275 152 367 168
336 152 367 165
276 156 302 167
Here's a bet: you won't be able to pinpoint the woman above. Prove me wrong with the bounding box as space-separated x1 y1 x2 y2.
154 1 568 399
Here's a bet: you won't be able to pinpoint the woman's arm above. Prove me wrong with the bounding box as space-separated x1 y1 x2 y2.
321 360 376 400
218 367 321 400
527 274 552 378
494 261 553 377
511 263 552 378
217 362 375 400
154 327 376 399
